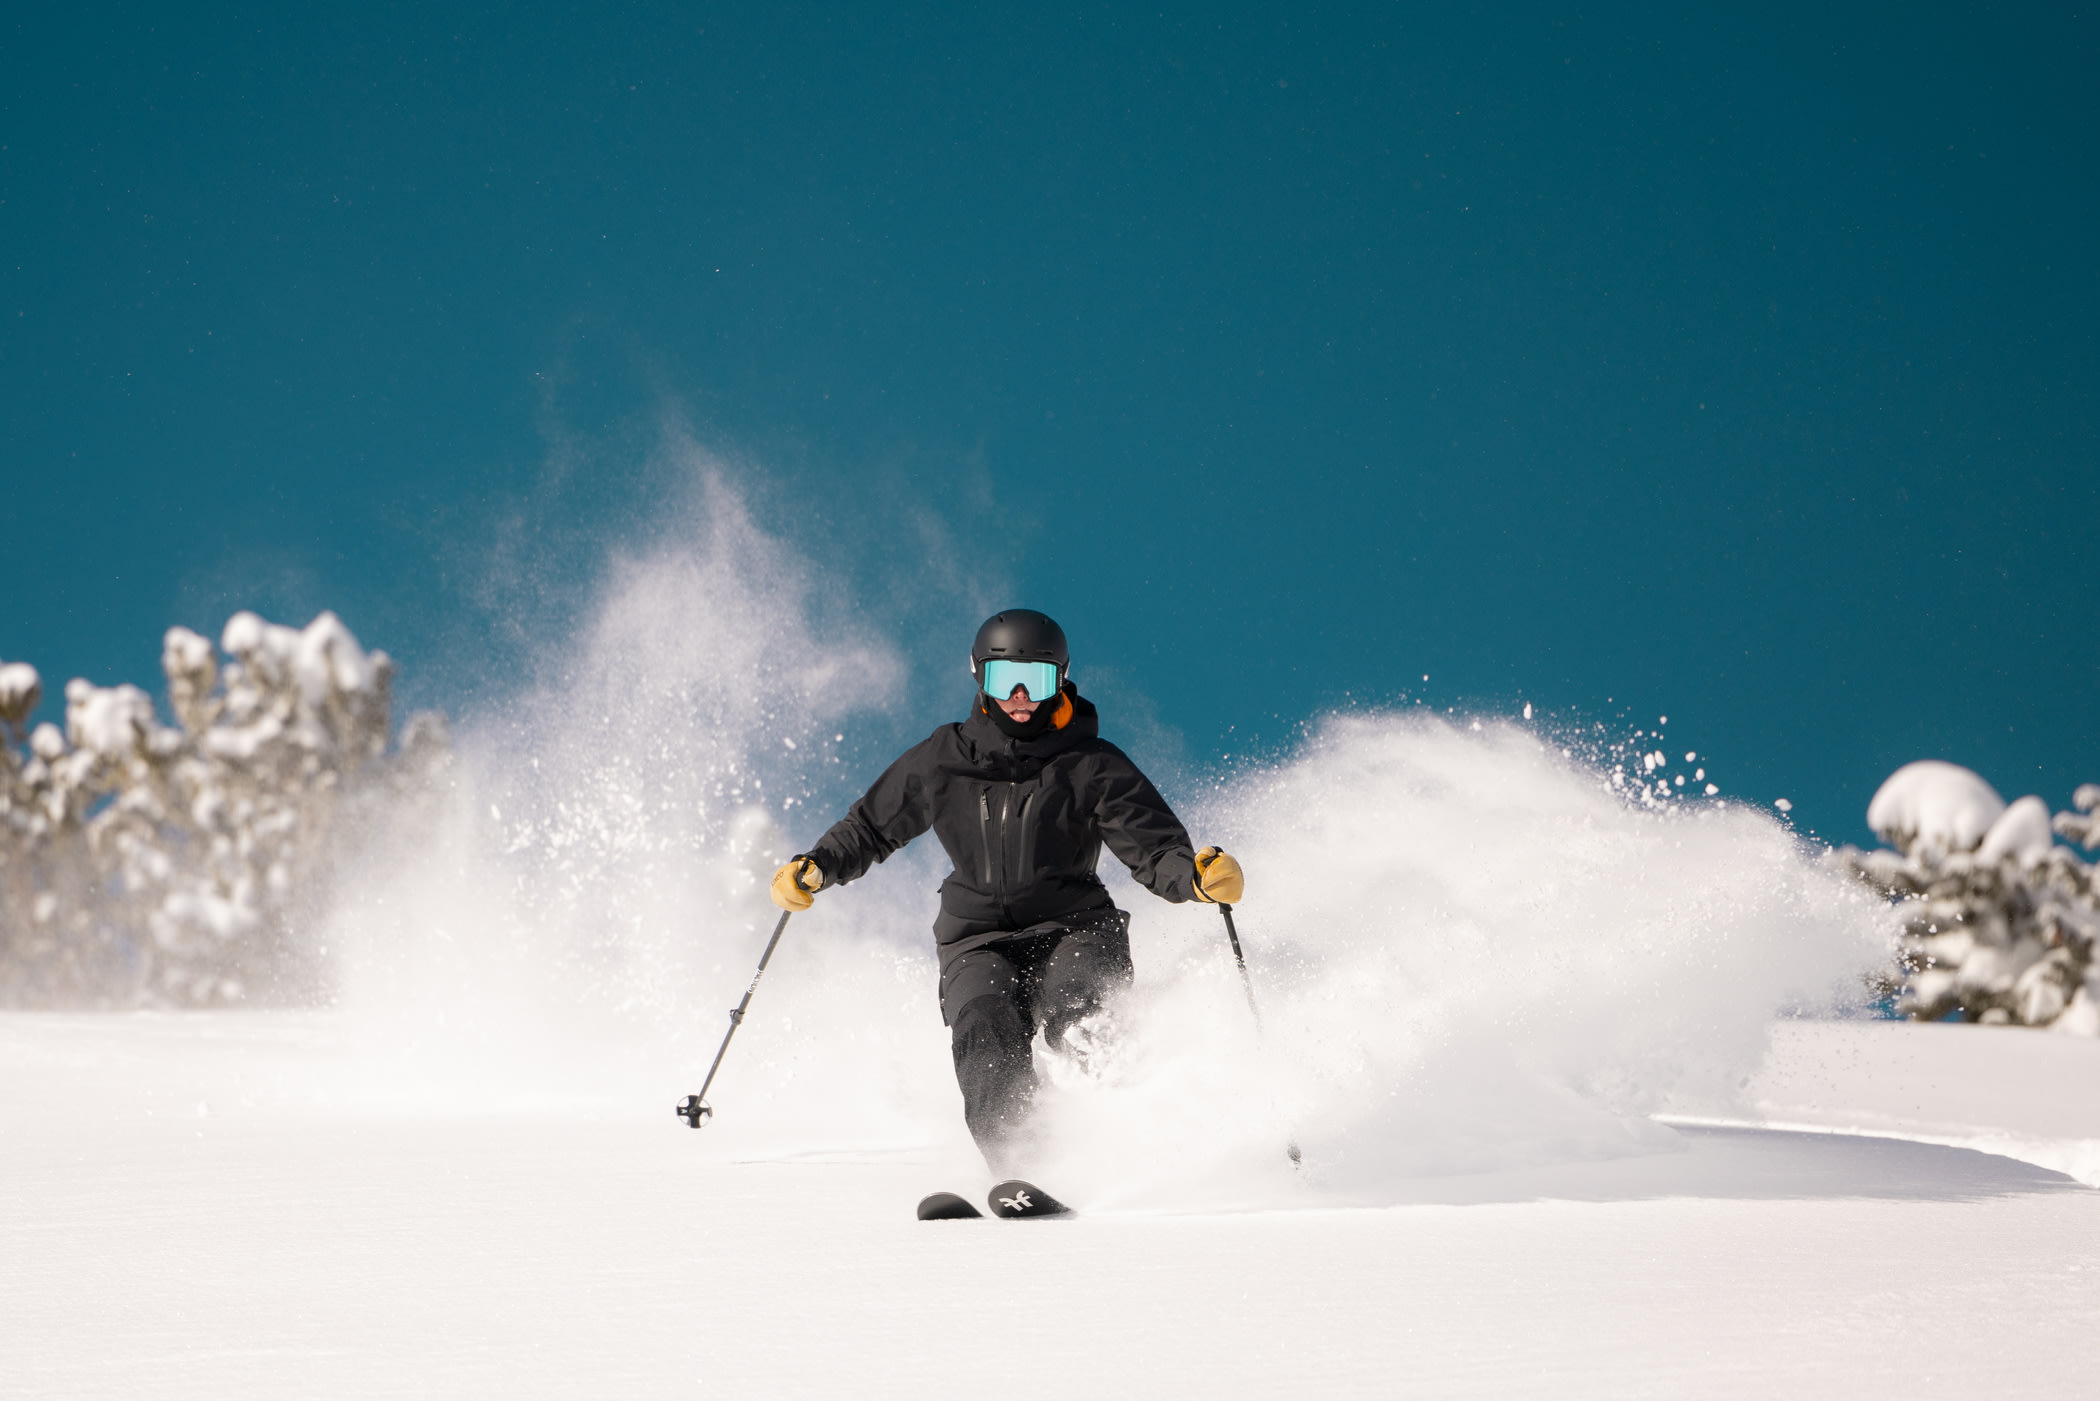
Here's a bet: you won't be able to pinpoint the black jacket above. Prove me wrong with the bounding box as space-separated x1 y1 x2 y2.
806 690 1200 945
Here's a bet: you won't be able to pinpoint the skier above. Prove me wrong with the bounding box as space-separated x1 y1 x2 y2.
768 609 1243 1172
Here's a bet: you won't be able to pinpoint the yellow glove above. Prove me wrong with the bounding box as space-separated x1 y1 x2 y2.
770 856 824 912
1192 846 1244 904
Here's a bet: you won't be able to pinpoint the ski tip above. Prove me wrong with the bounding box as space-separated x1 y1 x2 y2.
916 1191 984 1221
986 1180 1073 1219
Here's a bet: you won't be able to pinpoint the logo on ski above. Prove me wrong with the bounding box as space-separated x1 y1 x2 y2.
986 1180 1071 1217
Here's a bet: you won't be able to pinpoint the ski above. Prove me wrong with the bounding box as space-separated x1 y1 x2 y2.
986 1180 1072 1218
916 1191 984 1220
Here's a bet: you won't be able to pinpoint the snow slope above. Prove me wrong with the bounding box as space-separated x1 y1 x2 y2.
1677 1018 2100 1187
2 1012 2095 1400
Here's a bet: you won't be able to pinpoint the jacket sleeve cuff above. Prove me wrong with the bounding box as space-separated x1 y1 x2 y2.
1156 848 1199 903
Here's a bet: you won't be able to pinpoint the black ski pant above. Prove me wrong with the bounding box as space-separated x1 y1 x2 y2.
936 909 1132 1167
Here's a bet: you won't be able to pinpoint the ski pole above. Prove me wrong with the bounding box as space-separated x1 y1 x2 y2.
677 909 794 1128
1218 902 1266 1030
1218 903 1302 1166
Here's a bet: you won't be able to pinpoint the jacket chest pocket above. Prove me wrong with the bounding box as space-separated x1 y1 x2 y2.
977 780 1043 894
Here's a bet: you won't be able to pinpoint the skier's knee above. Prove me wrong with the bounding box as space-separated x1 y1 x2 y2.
1037 957 1123 1046
1039 988 1100 1047
950 992 1031 1060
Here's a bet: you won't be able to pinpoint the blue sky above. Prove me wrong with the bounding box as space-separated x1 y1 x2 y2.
3 2 2095 842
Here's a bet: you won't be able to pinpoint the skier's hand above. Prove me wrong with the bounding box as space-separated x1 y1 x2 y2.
1191 846 1244 904
770 856 824 912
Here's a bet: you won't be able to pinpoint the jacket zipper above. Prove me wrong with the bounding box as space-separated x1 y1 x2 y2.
1014 789 1035 886
996 787 1013 907
978 789 995 887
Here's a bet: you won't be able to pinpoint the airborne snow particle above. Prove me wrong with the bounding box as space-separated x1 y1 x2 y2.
1522 703 1533 720
1775 798 1793 812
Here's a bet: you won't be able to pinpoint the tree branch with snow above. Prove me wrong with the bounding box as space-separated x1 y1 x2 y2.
1833 761 2100 1034
0 612 447 1008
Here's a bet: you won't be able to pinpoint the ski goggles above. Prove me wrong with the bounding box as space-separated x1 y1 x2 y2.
979 658 1062 703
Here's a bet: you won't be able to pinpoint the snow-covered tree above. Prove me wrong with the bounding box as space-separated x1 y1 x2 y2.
0 612 447 1007
1833 761 2100 1034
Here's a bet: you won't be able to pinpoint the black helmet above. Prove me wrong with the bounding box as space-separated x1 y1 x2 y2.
972 609 1068 668
970 609 1068 698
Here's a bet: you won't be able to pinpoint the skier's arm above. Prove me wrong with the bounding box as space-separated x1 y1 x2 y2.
802 740 938 887
1091 748 1202 902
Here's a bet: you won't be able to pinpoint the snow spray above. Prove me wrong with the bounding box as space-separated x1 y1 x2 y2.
319 451 961 1145
316 440 1892 1204
1025 713 1893 1206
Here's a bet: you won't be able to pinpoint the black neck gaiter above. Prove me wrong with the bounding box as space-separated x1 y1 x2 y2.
983 692 1062 740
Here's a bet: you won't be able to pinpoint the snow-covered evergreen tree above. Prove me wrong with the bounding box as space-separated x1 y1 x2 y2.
1833 761 2100 1034
0 613 447 1007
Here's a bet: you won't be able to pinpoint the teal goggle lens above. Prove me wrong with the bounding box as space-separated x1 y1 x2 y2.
981 659 1061 703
